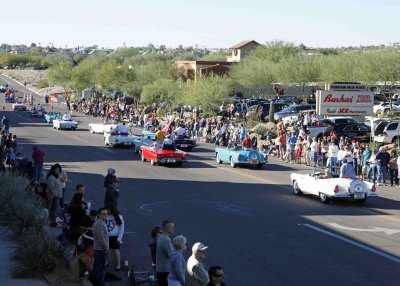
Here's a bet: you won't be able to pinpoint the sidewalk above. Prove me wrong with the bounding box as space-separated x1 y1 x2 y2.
0 227 49 286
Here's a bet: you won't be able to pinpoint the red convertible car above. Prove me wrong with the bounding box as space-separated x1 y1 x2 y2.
141 141 187 166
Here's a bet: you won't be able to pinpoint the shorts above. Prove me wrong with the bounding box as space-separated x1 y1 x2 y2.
109 236 120 249
362 165 368 174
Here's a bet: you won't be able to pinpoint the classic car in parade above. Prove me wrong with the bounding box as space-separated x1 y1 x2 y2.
5 94 16 103
30 106 46 117
141 141 187 166
133 131 157 153
215 145 268 169
104 131 139 147
88 122 119 134
290 170 377 203
44 112 61 123
53 118 78 130
12 98 27 111
174 136 197 151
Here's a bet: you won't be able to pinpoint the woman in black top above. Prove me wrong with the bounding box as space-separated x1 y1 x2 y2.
68 193 86 244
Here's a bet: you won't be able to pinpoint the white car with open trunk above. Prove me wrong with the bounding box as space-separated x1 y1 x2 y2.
290 170 377 204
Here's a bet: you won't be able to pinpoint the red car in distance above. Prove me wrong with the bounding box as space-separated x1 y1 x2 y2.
140 141 187 166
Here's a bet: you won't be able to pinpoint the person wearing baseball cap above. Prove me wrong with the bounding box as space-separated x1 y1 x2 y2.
104 168 116 188
186 242 209 286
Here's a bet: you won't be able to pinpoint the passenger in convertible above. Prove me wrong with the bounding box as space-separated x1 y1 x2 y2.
116 122 129 135
340 158 357 179
317 168 332 179
62 112 72 121
162 138 176 150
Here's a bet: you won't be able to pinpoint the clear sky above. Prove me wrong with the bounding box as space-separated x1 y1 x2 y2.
2 0 399 49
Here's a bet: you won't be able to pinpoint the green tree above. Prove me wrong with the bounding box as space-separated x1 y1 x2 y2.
201 51 229 61
277 54 321 96
359 49 400 104
320 53 361 83
181 75 234 114
140 79 182 108
44 53 72 67
47 60 73 92
97 60 136 95
70 56 104 91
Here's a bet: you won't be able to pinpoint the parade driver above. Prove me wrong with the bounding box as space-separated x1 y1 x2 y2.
175 124 186 138
62 112 72 121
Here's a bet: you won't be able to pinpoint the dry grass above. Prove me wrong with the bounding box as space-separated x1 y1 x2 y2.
0 69 65 95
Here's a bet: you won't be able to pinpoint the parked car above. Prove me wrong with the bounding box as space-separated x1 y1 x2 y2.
373 120 400 144
373 101 400 115
322 123 371 142
274 104 316 121
271 96 303 104
246 103 289 122
215 145 268 169
290 169 377 203
141 142 187 166
324 116 360 125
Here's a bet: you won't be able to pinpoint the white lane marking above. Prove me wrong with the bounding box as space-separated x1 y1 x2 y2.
328 223 400 236
303 223 400 264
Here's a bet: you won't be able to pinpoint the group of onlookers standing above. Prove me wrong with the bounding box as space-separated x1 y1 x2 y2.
149 220 226 286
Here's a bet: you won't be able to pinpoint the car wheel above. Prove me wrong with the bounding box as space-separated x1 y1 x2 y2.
90 128 94 134
376 109 382 116
256 163 263 169
150 159 156 166
177 162 183 167
355 198 367 203
392 136 399 144
319 192 330 203
141 153 146 162
293 180 303 195
230 157 236 168
216 153 222 164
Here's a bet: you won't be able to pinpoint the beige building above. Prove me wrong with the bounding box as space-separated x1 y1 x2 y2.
175 60 232 81
227 40 260 62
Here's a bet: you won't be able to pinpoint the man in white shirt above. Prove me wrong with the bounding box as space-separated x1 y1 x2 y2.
175 125 186 137
116 123 129 135
328 142 339 172
309 138 318 167
62 112 72 121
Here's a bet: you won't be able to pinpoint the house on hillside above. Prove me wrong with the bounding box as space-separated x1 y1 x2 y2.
175 60 232 81
226 40 260 62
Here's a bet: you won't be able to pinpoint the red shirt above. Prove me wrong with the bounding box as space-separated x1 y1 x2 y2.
242 137 252 149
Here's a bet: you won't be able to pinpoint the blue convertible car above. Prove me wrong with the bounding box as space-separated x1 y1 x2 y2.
133 131 157 154
44 112 61 123
215 145 268 169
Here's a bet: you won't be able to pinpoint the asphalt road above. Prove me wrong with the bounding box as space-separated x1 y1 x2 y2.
1 75 400 286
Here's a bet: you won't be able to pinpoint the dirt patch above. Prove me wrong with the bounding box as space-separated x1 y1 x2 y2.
1 69 65 96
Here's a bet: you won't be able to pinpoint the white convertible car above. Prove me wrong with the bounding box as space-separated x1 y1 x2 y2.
104 131 139 148
290 171 377 203
53 119 78 130
88 122 120 134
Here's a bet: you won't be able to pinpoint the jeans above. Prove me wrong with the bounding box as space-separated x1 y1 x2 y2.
93 250 106 286
389 169 399 185
367 165 377 183
157 272 169 286
34 163 43 181
49 197 60 224
329 157 337 173
377 165 387 184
